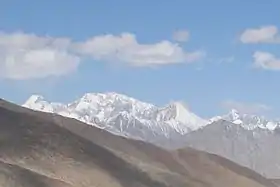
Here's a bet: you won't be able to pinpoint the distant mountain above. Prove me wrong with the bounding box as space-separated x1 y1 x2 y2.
23 92 280 138
210 109 280 131
23 93 208 145
182 120 280 178
22 92 280 178
0 98 277 187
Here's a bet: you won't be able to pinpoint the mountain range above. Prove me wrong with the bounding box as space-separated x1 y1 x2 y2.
1 98 277 187
22 92 280 178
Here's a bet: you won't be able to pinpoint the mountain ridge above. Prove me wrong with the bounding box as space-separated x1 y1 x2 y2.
23 92 280 134
22 92 208 142
21 92 280 178
1 98 276 187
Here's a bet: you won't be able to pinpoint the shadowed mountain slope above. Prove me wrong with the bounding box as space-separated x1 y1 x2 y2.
0 99 277 187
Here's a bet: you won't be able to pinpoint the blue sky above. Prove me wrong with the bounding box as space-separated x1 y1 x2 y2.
1 0 280 118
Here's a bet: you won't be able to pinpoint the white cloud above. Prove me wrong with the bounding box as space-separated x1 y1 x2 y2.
0 31 204 80
240 25 280 44
74 33 204 67
253 51 280 70
172 30 190 42
222 100 271 114
0 32 80 80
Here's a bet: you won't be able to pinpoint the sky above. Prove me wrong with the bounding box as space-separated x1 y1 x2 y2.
0 0 280 118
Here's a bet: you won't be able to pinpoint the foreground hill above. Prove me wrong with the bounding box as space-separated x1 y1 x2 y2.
0 160 72 187
0 99 276 187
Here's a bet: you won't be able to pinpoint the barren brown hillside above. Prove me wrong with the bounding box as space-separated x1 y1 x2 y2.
0 160 72 187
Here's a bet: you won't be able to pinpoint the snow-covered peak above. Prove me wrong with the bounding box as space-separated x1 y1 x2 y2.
74 92 154 112
228 109 240 120
167 101 207 130
23 95 58 113
210 109 280 131
222 109 243 125
24 94 45 105
172 102 191 123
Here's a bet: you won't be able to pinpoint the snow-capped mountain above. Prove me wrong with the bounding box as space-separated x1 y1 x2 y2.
210 109 280 131
23 92 280 138
23 92 208 144
22 92 280 178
